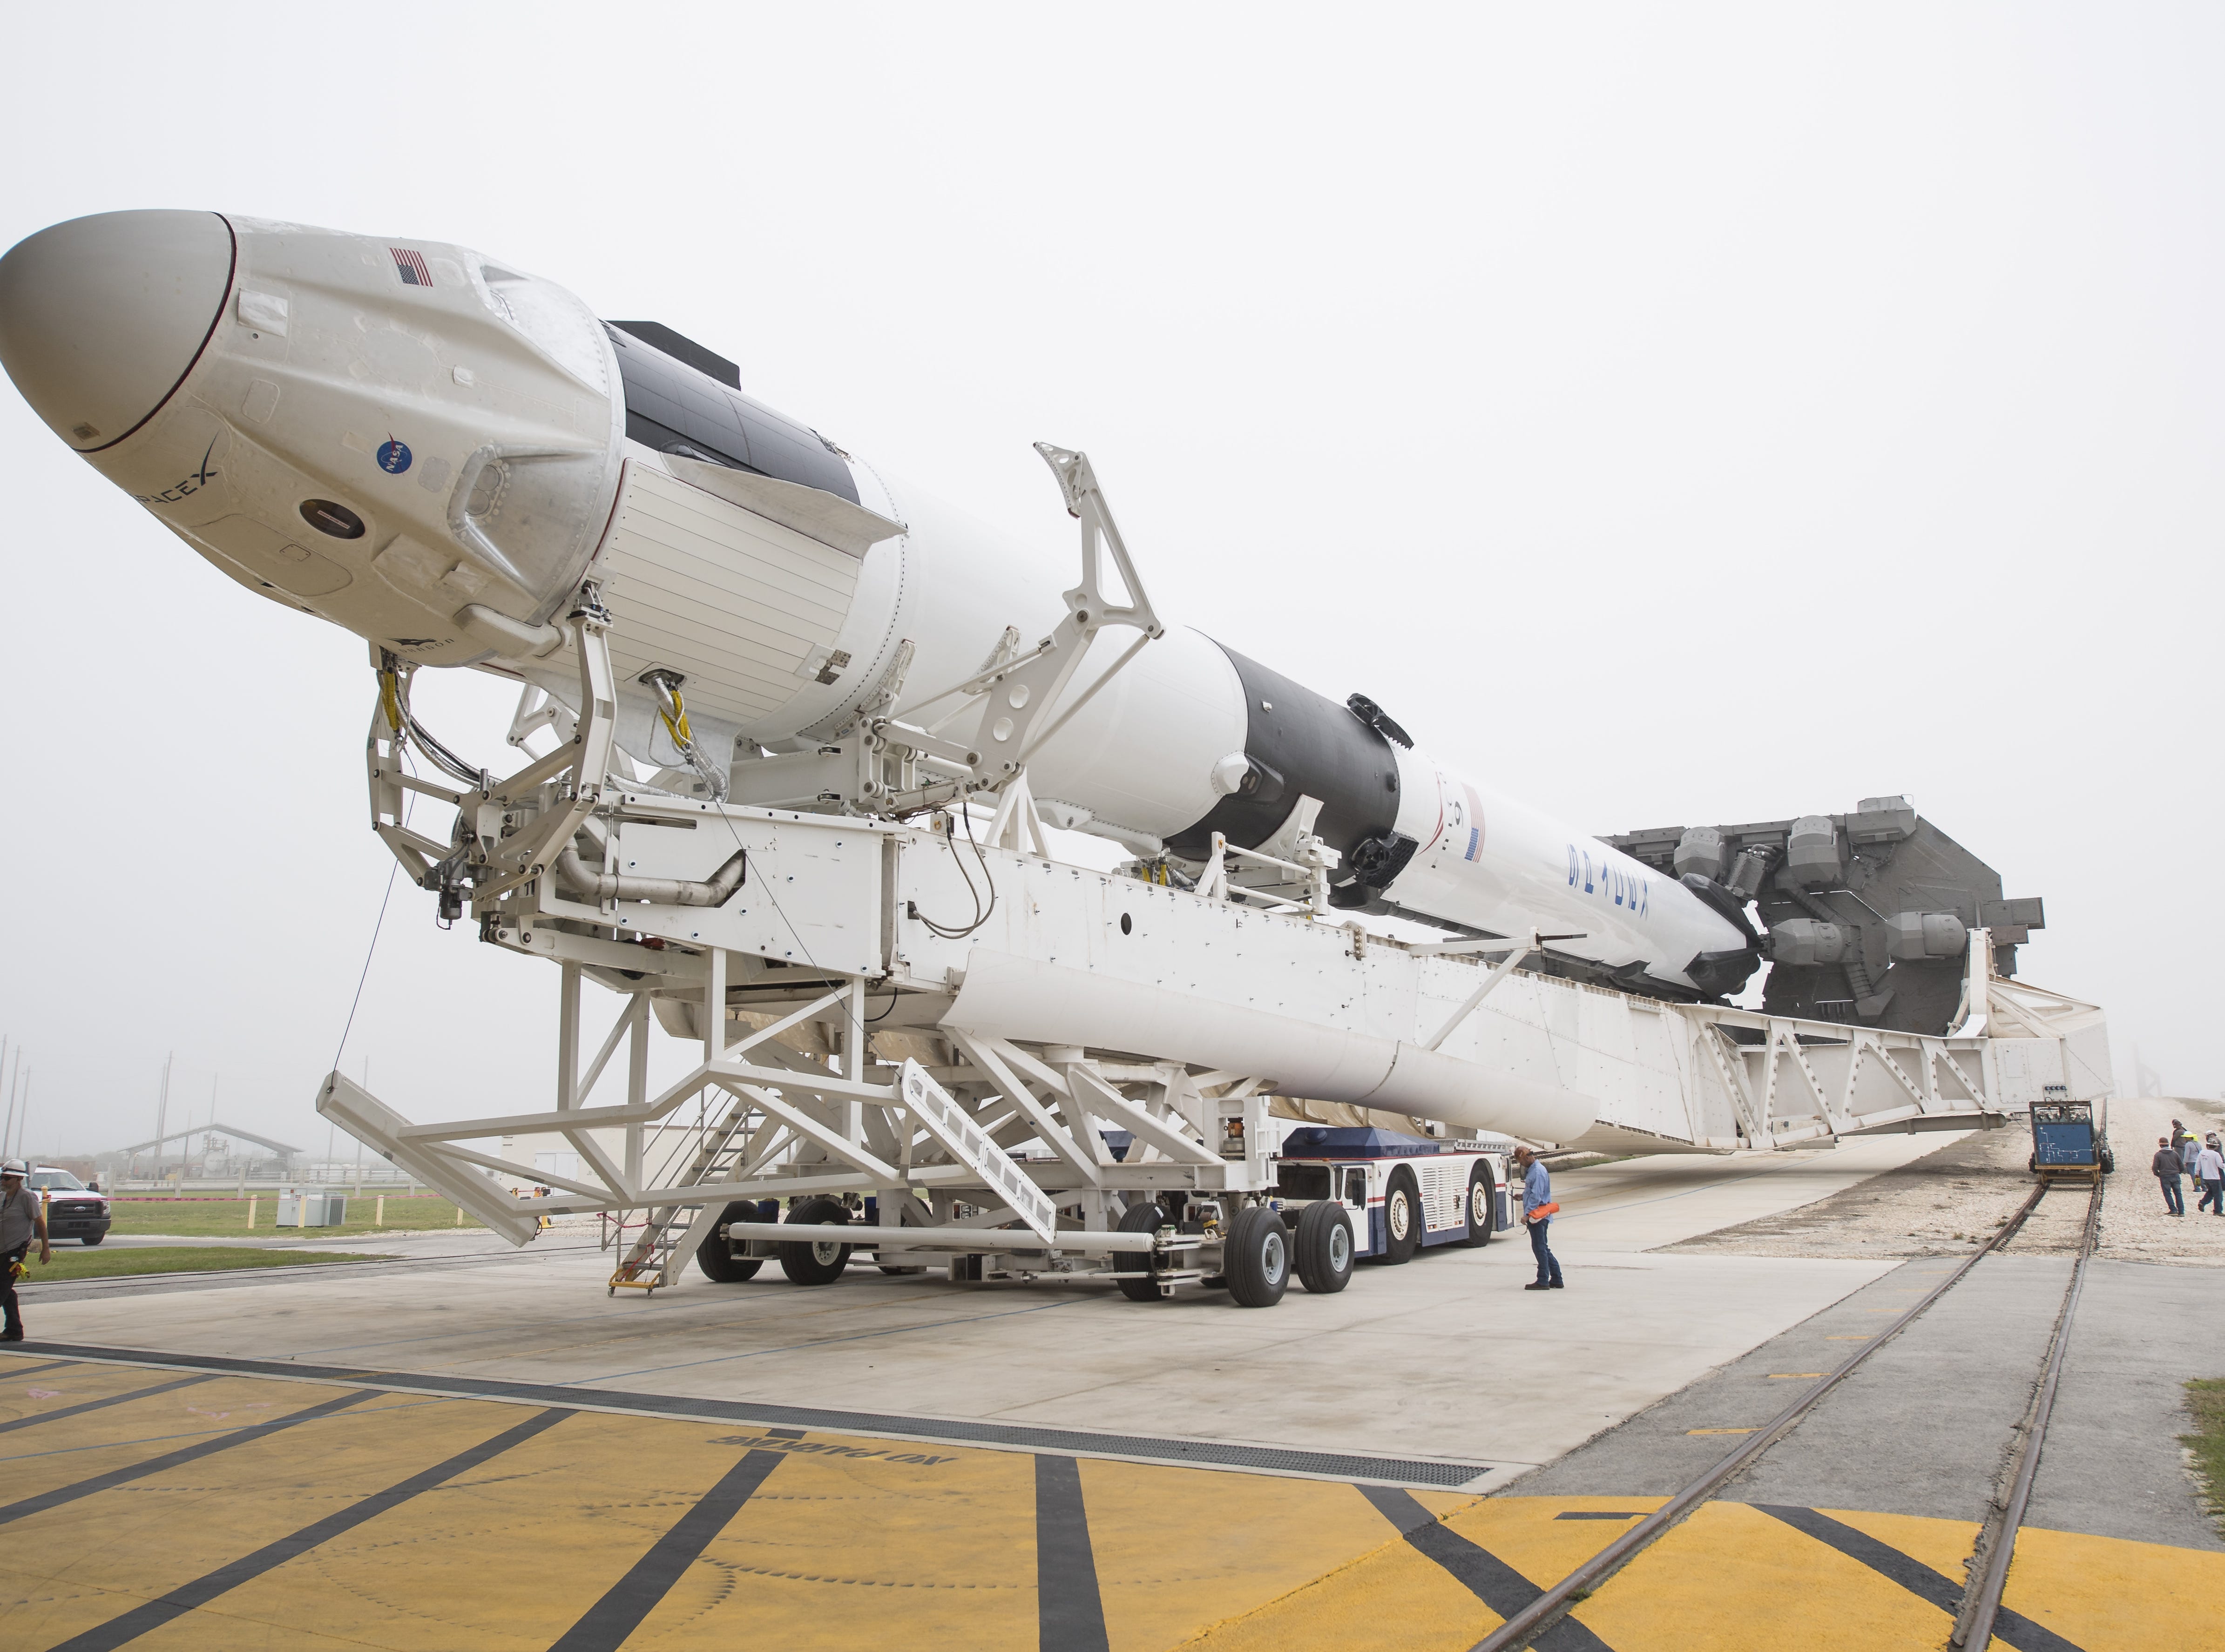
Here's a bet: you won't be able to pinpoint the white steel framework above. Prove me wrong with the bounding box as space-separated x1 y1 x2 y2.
320 452 2111 1304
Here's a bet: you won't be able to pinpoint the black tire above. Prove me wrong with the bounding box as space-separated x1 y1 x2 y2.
695 1202 764 1283
81 1233 104 1248
778 1198 853 1285
1224 1207 1291 1307
2100 1149 2116 1175
1382 1168 1421 1264
1294 1201 1353 1294
1462 1164 1495 1248
1113 1200 1166 1302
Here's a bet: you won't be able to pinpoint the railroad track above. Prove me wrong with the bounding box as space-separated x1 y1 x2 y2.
1471 1170 2107 1652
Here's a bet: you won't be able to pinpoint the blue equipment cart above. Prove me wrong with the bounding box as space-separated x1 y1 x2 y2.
2028 1086 2114 1177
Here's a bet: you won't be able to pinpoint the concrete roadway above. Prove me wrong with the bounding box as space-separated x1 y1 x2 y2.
15 1137 1959 1483
5 1139 2221 1650
0 1346 2211 1652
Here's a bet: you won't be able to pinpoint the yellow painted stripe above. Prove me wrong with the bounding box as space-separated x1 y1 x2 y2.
0 1395 519 1648
1177 1522 1493 1651
1436 1497 1672 1588
611 1429 1041 1652
1082 1461 1403 1652
1812 1506 1980 1583
0 1379 393 1504
0 1361 194 1428
197 1408 782 1651
2002 1524 2225 1652
1571 1499 1957 1651
9 1362 2224 1652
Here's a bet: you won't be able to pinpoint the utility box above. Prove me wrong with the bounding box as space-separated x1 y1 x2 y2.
276 1188 348 1227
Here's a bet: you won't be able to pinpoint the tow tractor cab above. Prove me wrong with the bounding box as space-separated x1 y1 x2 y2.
1273 1127 1516 1263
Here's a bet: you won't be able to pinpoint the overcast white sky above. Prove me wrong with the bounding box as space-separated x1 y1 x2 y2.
1 5 2218 1159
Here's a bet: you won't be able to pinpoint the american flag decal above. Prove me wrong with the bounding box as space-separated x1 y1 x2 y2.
390 247 433 286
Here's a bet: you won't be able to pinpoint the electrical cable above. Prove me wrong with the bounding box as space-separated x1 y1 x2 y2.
332 727 434 1079
378 655 485 789
640 673 726 801
331 848 400 1079
911 801 998 939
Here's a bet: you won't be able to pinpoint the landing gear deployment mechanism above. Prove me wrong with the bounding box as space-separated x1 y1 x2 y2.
0 211 2116 1305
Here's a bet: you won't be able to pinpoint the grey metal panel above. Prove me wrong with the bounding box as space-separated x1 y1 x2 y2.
606 323 859 503
1602 806 2044 1036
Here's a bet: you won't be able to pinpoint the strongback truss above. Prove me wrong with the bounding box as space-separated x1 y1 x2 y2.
321 456 2111 1291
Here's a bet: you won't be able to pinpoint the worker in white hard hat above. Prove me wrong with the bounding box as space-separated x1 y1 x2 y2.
0 1160 51 1342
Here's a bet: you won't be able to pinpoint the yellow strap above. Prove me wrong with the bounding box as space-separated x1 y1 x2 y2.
660 686 696 750
377 670 406 737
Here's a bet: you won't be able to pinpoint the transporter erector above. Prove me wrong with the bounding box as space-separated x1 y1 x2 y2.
0 211 2110 1306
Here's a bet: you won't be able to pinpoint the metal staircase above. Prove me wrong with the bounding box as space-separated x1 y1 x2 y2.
607 1092 763 1295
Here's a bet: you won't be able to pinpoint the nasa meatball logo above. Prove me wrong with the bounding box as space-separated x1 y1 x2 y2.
376 438 413 475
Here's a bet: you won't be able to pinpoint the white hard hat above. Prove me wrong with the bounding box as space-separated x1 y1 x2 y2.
0 1160 23 1177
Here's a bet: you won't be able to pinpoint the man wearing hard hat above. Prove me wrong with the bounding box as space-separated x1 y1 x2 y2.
0 1161 52 1342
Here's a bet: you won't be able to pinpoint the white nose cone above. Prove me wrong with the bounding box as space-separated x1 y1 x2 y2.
0 209 233 451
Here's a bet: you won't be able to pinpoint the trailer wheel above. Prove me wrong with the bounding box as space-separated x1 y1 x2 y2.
1294 1201 1353 1294
1113 1200 1166 1302
1225 1207 1290 1307
778 1198 853 1285
1382 1169 1420 1264
1461 1164 1495 1248
695 1202 765 1283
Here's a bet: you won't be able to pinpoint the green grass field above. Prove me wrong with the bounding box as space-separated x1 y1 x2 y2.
21 1246 395 1281
2184 1378 2225 1536
107 1194 482 1241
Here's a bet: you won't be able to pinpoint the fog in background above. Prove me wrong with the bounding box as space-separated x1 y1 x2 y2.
2 6 2218 1160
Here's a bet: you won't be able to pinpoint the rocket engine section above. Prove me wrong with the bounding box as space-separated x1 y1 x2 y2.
1608 799 2046 1036
0 209 1763 1005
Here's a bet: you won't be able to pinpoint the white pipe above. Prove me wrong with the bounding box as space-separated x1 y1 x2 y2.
453 602 566 659
553 846 745 908
717 1220 1164 1254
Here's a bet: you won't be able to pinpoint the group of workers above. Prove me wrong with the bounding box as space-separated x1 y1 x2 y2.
2153 1121 2225 1216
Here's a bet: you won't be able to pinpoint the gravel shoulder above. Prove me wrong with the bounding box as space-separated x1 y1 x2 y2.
1657 1093 2225 1266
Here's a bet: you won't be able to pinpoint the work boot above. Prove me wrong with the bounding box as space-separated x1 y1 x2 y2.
1549 1279 1565 1288
1524 1281 1552 1291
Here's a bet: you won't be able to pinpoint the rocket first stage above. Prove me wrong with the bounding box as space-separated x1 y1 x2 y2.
0 209 1761 1003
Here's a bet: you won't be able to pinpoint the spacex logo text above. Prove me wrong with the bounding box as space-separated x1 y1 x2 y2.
1569 846 1650 917
132 436 220 506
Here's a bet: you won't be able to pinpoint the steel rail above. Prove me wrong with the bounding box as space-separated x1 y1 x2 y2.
1950 1174 2105 1647
1466 1176 2056 1652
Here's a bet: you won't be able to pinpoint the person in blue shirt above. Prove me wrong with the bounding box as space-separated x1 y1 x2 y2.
1512 1145 1563 1291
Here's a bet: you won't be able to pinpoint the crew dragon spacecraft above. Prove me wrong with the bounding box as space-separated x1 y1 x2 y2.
0 209 1765 1004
